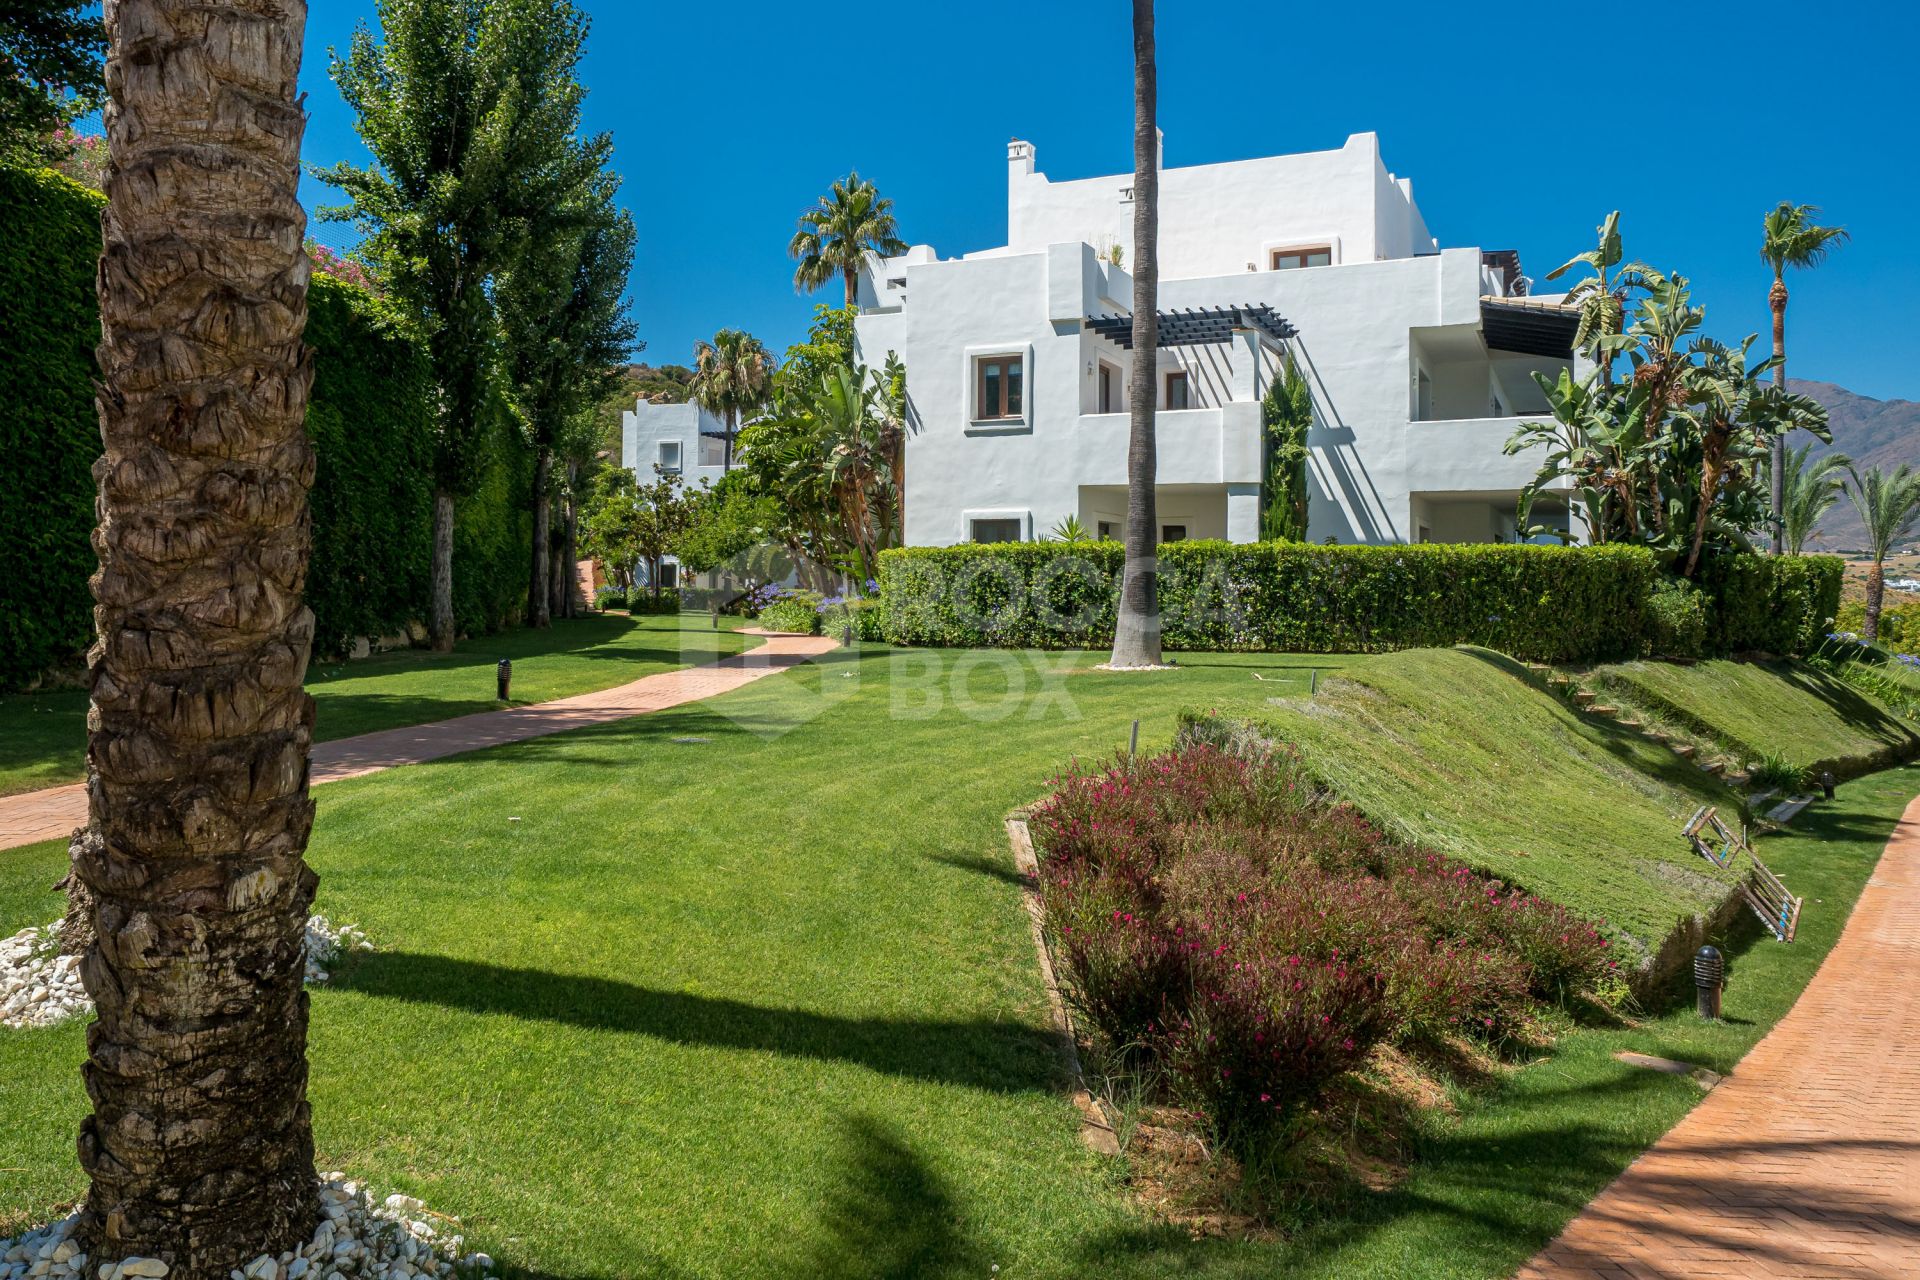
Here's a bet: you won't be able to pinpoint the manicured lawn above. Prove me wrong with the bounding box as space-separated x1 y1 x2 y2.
0 612 756 797
1 643 1909 1280
1587 656 1918 772
1248 647 1742 969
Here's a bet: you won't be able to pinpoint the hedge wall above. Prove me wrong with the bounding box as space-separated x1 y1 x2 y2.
304 274 435 655
1694 552 1842 657
880 541 1658 662
0 165 534 687
0 167 105 686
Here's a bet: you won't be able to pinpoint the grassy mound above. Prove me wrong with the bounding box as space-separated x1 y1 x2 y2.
1585 657 1918 778
1224 647 1740 986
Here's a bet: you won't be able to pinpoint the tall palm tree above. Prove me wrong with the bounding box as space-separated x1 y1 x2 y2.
1762 203 1849 553
788 171 908 308
1778 442 1850 555
1844 464 1920 642
691 329 773 472
76 0 320 1271
1108 0 1163 669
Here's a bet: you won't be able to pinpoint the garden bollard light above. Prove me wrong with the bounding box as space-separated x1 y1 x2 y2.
496 658 511 702
1821 770 1836 801
1694 945 1724 1020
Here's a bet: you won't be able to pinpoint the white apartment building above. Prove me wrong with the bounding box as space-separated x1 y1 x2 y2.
627 130 1582 551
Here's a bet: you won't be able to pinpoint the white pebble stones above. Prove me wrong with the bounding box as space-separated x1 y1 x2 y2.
0 925 85 1029
1 917 372 1029
0 1177 499 1280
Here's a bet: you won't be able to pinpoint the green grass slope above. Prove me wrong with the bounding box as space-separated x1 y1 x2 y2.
1586 657 1918 776
1241 647 1740 977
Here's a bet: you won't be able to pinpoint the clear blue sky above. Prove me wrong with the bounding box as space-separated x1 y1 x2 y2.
293 0 1919 400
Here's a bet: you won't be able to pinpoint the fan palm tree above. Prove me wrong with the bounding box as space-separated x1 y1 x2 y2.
690 328 773 471
1777 442 1851 555
1762 203 1849 552
1108 0 1163 669
75 0 320 1270
788 171 908 308
1844 464 1920 641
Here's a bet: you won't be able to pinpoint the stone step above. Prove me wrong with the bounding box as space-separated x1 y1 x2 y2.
1671 743 1697 759
1574 691 1597 706
1590 705 1619 717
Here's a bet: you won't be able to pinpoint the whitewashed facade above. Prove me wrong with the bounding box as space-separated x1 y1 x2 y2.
625 130 1583 548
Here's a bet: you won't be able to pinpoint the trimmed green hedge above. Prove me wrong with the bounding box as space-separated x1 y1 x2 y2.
0 167 104 685
0 165 536 684
1693 553 1841 656
881 542 1658 662
304 275 435 654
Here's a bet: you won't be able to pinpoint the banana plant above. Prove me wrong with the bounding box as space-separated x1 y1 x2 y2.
1543 211 1658 386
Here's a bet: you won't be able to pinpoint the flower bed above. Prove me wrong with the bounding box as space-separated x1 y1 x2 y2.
1030 741 1615 1145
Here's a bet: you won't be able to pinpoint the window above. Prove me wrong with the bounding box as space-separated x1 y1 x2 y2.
1161 525 1187 543
1098 362 1120 413
1098 521 1117 541
1416 370 1433 421
658 440 682 473
976 354 1023 420
1164 370 1189 410
970 518 1023 544
659 562 678 589
1271 246 1333 271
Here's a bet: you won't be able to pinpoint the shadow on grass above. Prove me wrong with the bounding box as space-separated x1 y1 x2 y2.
342 952 1061 1095
498 1115 987 1280
922 850 1030 889
773 1115 990 1279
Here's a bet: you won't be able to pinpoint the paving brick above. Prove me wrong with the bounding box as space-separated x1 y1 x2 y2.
0 632 838 852
1517 796 1920 1279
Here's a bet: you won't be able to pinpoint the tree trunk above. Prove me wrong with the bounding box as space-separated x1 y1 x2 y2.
79 2 320 1272
844 264 858 309
430 488 455 650
557 469 580 618
529 447 552 627
724 406 736 472
1770 272 1789 556
1109 0 1162 669
1866 558 1886 642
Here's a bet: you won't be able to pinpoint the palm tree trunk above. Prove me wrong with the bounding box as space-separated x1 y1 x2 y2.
1770 271 1789 555
1867 557 1886 642
844 265 858 309
1109 0 1162 669
430 488 455 650
529 446 552 627
79 1 320 1271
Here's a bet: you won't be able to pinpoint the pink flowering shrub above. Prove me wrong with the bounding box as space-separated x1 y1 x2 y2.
1032 741 1615 1137
1382 852 1616 1000
1158 949 1385 1132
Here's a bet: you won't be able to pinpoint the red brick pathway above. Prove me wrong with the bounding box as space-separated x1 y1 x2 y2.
0 632 837 854
1517 793 1920 1279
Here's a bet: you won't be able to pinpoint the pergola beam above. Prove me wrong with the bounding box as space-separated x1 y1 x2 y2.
1085 303 1298 350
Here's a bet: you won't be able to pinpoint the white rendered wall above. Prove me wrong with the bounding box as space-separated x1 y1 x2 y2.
859 240 1570 549
621 400 729 490
1002 132 1436 280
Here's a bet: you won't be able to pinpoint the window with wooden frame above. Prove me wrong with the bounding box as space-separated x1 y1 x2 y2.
1098 361 1120 414
1270 245 1333 271
1164 369 1190 410
975 354 1024 420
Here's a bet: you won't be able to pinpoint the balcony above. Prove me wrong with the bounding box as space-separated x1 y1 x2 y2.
1068 403 1263 487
